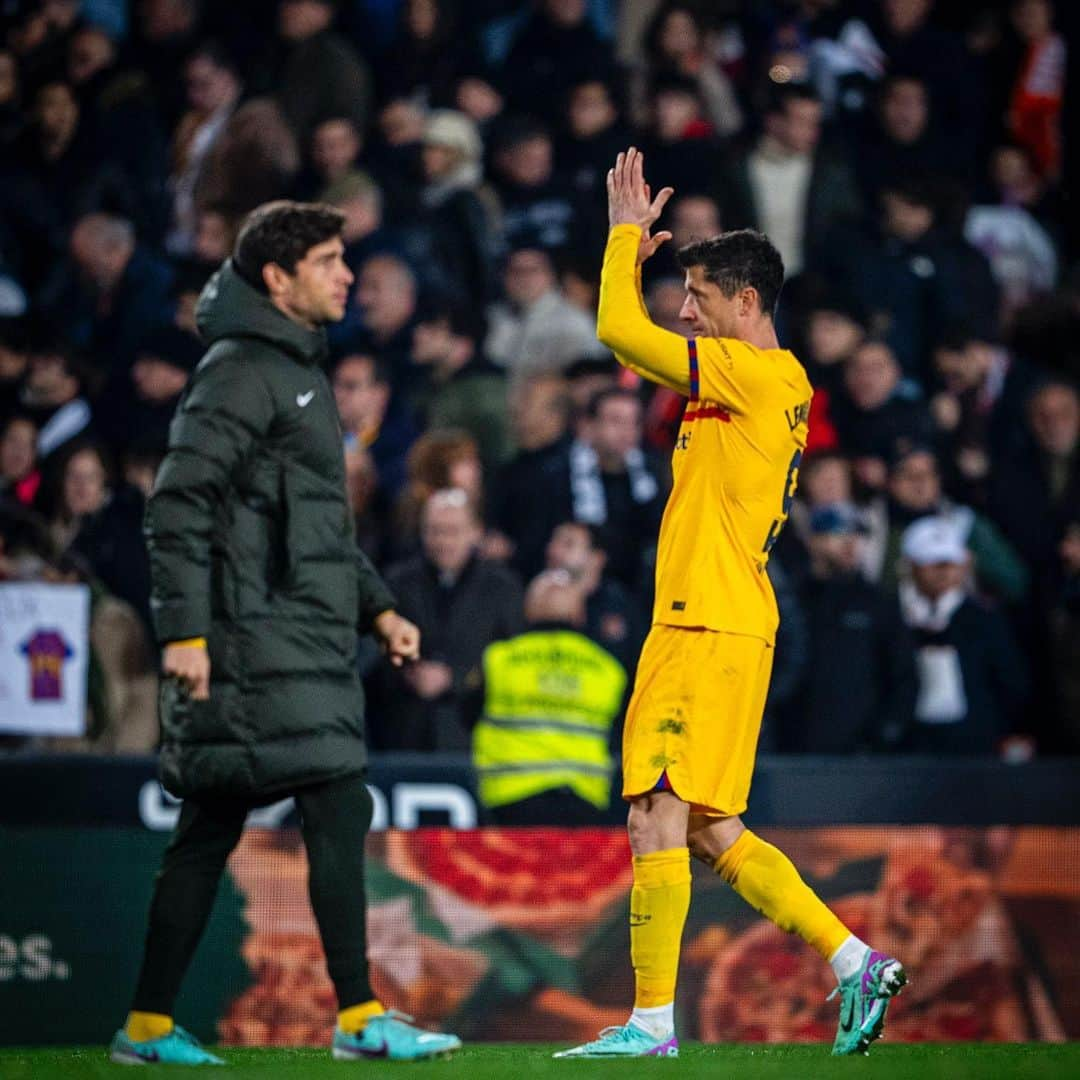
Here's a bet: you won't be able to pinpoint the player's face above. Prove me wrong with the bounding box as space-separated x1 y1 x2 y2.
284 237 352 326
680 266 743 338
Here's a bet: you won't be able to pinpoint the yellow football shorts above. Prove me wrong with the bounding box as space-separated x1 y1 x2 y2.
622 624 774 816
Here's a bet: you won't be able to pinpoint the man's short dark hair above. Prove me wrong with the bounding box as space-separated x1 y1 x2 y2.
587 385 640 419
676 229 785 317
333 350 390 387
767 83 820 117
233 200 345 286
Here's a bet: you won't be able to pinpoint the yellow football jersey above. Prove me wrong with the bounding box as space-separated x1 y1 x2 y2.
597 224 813 643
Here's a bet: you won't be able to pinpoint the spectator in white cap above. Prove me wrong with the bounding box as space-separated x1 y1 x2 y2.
417 109 500 303
899 516 1029 755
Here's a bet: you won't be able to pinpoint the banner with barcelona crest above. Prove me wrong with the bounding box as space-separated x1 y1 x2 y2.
0 583 89 736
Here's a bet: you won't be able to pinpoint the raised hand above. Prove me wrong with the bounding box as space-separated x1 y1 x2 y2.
607 147 674 264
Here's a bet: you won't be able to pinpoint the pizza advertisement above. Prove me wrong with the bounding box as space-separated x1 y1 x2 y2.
217 826 1080 1046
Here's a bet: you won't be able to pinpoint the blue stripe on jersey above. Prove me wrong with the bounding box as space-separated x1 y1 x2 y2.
688 338 700 402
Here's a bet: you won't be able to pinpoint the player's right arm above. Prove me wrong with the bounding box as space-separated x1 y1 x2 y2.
145 351 274 647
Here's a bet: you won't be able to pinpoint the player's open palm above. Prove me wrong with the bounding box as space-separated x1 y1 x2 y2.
607 147 674 264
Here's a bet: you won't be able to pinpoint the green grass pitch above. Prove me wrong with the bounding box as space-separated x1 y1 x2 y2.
1 1044 1078 1079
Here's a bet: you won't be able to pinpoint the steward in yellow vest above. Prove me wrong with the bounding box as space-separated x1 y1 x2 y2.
472 570 628 824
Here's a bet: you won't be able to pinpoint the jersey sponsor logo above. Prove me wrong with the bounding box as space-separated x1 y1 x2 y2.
296 390 315 407
671 600 686 611
675 432 691 451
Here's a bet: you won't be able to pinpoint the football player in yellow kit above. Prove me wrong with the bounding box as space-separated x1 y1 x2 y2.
555 149 905 1060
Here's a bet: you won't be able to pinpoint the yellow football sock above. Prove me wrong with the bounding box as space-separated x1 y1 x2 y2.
337 999 385 1034
125 1011 174 1042
630 847 691 1009
713 830 849 960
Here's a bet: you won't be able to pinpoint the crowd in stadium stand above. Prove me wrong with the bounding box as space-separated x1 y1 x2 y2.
0 0 1077 759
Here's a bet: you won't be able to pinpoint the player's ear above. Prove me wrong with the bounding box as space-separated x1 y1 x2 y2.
263 262 290 298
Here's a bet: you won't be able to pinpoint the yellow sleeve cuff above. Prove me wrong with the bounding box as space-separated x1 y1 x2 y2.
170 637 207 649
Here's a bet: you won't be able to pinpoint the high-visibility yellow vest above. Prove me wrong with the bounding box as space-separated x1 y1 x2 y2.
473 628 628 810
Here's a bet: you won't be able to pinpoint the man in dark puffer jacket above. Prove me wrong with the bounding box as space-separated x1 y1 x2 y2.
110 202 461 1065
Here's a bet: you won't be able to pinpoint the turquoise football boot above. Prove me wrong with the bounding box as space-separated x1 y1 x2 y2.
332 1010 461 1060
109 1025 224 1065
831 949 907 1055
554 1024 679 1058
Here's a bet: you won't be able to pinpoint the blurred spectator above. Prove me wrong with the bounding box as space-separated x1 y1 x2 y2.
563 354 619 416
394 427 484 557
721 84 862 279
353 252 419 377
322 174 390 277
332 350 416 503
824 177 999 382
646 191 721 282
97 324 200 455
496 386 666 588
799 289 867 395
501 0 609 127
17 342 93 460
47 441 153 629
558 77 629 207
898 516 1028 754
0 414 40 507
306 116 365 198
964 190 1057 321
274 0 372 145
134 0 205 129
42 212 175 377
545 520 641 669
66 24 168 238
828 340 935 496
872 446 1029 605
490 116 589 253
854 73 962 208
929 322 1034 503
472 567 627 825
12 80 132 235
166 41 242 256
190 204 235 268
416 109 499 305
990 379 1080 571
871 0 983 165
633 3 742 137
788 503 916 753
0 49 26 149
377 0 466 106
1007 0 1065 179
492 373 574 576
195 98 300 220
410 303 512 471
374 488 523 750
641 73 719 198
486 244 605 375
987 141 1061 236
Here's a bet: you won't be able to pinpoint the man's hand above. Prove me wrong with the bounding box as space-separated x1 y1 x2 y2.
373 609 421 667
607 146 674 264
403 659 454 700
163 640 210 701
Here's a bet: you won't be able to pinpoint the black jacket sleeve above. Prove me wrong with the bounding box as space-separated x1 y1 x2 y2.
356 546 396 633
145 353 274 643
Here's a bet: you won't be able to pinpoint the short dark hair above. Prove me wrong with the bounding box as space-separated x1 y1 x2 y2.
333 350 390 387
587 385 640 419
767 83 820 117
233 200 345 285
676 229 785 317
